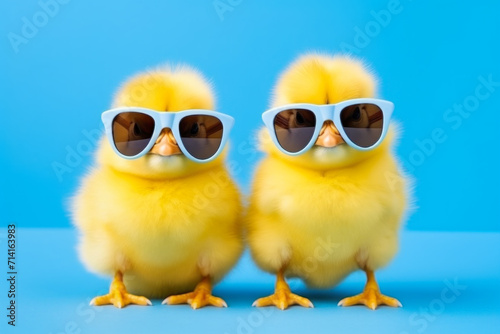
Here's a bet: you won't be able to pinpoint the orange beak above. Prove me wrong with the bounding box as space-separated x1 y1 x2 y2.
149 128 182 156
315 121 345 148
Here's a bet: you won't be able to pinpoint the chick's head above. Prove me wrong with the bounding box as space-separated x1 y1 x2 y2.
98 65 227 179
260 54 395 170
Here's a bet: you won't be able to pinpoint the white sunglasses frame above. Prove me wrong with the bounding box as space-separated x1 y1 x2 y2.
102 107 234 163
262 98 394 155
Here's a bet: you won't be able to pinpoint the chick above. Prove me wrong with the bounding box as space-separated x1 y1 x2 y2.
246 54 408 310
72 65 243 309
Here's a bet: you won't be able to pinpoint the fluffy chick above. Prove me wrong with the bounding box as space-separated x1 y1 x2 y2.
72 65 243 309
246 54 408 310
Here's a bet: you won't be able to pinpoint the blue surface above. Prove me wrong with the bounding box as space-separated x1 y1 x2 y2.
0 228 499 334
1 0 499 231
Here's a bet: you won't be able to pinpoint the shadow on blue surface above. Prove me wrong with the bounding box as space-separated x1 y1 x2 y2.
0 228 499 333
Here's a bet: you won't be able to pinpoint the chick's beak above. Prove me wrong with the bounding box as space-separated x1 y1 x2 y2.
315 121 345 148
149 128 182 156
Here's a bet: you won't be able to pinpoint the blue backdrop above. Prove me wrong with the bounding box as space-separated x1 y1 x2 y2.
1 0 499 231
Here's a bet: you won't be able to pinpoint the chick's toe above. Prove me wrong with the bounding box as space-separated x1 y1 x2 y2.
338 269 401 310
252 269 313 310
162 276 227 309
89 271 151 308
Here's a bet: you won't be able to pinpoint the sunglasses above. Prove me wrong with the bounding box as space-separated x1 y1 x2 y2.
102 107 234 162
262 98 394 155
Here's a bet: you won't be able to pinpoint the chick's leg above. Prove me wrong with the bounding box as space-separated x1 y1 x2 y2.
252 268 313 310
338 269 401 310
90 271 151 308
162 276 227 309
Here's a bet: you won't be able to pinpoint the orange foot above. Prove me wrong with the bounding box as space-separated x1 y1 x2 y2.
338 269 401 310
162 276 227 309
252 269 313 310
90 271 151 308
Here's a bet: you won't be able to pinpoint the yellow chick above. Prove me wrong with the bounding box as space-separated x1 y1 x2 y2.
72 65 243 309
246 54 409 310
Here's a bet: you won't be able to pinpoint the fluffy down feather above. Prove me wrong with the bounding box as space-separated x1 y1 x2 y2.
72 65 243 298
246 54 408 288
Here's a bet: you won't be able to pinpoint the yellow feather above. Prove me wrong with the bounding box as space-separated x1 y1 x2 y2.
72 65 243 297
246 53 408 288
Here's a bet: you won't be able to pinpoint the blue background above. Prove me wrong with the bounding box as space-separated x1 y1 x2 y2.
1 1 499 334
1 0 499 231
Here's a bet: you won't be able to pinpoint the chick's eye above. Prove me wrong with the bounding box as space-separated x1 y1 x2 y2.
132 122 142 136
295 111 305 125
352 107 361 121
190 122 199 135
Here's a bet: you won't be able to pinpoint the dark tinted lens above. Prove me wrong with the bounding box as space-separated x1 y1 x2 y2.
179 115 223 160
112 112 155 156
340 103 383 148
273 109 316 153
